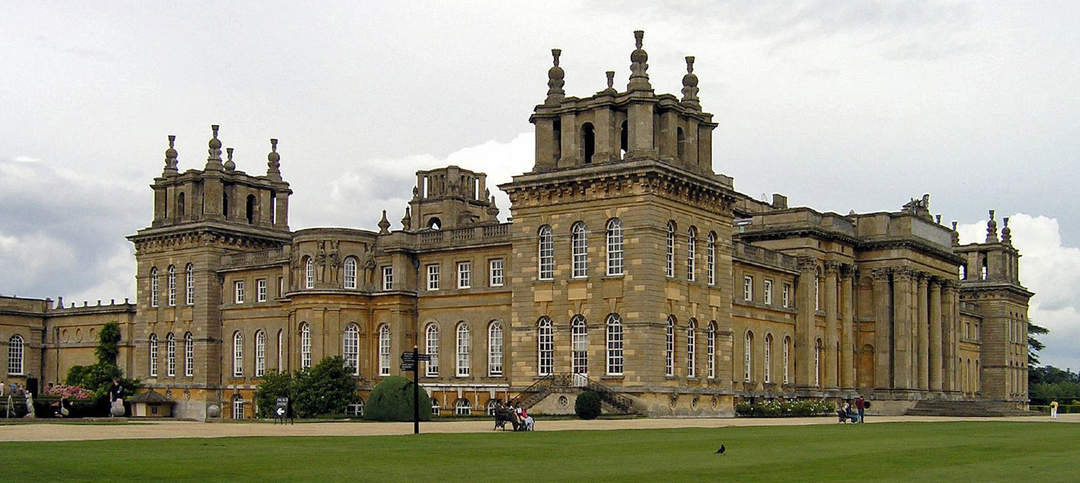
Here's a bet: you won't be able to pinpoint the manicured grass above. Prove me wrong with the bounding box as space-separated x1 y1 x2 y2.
3 422 1075 481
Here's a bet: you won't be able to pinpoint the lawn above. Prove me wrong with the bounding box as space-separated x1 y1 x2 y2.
3 422 1075 481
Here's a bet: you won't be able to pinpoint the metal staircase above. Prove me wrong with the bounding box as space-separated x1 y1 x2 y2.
512 373 635 414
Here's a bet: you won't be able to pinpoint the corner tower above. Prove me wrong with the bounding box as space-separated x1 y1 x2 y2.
404 166 499 231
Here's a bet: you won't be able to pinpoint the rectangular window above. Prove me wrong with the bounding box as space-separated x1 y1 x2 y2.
256 279 267 302
382 266 393 291
457 261 471 289
782 283 791 308
234 280 245 304
489 259 504 287
764 280 773 305
427 264 440 291
743 276 753 302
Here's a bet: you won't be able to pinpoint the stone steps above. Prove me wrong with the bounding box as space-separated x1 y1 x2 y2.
904 400 1037 417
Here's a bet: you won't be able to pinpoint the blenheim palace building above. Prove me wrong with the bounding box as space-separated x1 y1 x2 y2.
1 32 1033 419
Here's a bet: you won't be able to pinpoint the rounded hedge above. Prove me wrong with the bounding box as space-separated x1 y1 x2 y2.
575 390 602 420
365 376 432 421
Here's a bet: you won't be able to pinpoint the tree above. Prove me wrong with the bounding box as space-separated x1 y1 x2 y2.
365 376 432 421
65 322 138 403
1028 320 1049 366
253 370 293 418
289 356 357 418
575 390 602 420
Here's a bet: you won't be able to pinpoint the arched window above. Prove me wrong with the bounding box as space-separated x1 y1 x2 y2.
425 323 439 377
150 267 159 307
166 265 176 306
707 322 716 379
959 264 967 280
665 316 675 376
300 323 312 369
537 317 553 376
601 314 621 376
665 221 676 277
707 232 716 285
454 398 471 416
488 321 503 376
232 394 244 420
343 324 359 375
177 192 185 220
538 225 554 280
343 257 358 289
619 120 628 159
8 335 24 375
783 336 791 384
166 333 176 376
233 331 244 377
431 399 441 416
486 399 500 416
582 122 595 163
223 191 229 220
456 322 471 377
744 331 753 382
378 324 391 376
246 194 256 224
148 333 159 377
427 217 442 230
185 263 195 305
676 127 686 160
814 339 822 387
347 398 364 417
277 329 284 371
255 330 266 377
553 118 562 161
764 334 773 383
571 316 588 374
686 227 697 282
687 319 697 377
304 257 315 289
184 332 194 377
571 222 587 278
606 218 624 276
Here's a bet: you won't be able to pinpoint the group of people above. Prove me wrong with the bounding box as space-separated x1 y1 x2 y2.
837 396 868 424
492 400 534 431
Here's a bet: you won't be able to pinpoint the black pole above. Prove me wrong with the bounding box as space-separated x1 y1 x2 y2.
413 345 420 435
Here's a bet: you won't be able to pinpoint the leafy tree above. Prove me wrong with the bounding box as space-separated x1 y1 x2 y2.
1028 321 1049 366
366 376 432 421
289 356 357 418
253 370 293 418
65 322 138 401
575 390 602 420
94 322 122 364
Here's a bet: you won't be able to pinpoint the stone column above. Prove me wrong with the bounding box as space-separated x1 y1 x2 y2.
795 257 818 390
917 273 929 391
942 280 958 393
840 266 855 390
824 261 840 391
892 268 913 391
929 278 943 392
871 268 892 391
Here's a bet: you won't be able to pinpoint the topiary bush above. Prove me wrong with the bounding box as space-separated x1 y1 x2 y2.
575 390 602 420
365 376 432 421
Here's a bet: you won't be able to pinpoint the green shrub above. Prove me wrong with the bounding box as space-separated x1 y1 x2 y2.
735 399 834 417
254 370 294 418
365 376 432 421
575 390 602 419
290 356 357 418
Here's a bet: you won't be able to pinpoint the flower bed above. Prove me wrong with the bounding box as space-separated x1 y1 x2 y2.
735 399 835 417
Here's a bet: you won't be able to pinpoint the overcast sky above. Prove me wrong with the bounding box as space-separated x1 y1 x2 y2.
1 1 1077 369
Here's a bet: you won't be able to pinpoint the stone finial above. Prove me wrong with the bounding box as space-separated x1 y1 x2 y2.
224 147 236 171
936 214 942 224
986 209 999 243
951 221 959 246
627 30 651 91
1002 216 1012 245
163 135 179 176
266 138 282 180
401 206 412 231
487 195 500 218
681 56 700 108
205 124 224 171
378 210 391 234
545 48 566 105
598 70 617 95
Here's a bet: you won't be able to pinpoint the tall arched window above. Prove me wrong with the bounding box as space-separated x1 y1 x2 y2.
606 314 623 375
686 227 697 282
185 263 194 305
150 267 159 307
686 319 697 377
606 218 624 276
537 317 553 376
343 257 358 289
300 323 312 369
343 324 359 375
166 265 176 306
677 127 686 160
246 194 256 224
184 332 194 377
538 225 554 280
255 330 266 377
304 257 315 289
744 331 753 382
8 335 24 375
233 331 244 377
571 222 587 278
783 336 791 384
571 316 588 374
456 322 471 377
707 322 716 379
764 334 773 383
454 398 471 416
177 192 185 220
665 221 676 277
814 338 822 387
425 323 439 376
488 321 503 376
582 122 595 163
277 329 284 371
166 333 176 376
665 316 675 376
148 333 159 377
233 394 244 420
378 324 391 376
707 232 716 285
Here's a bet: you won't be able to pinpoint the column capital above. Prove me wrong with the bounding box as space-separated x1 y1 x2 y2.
824 260 843 275
797 256 818 273
870 267 892 281
927 275 945 288
893 267 915 282
916 270 929 285
942 279 961 292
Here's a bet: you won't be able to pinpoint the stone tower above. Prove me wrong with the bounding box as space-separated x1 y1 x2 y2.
405 166 499 231
128 126 292 419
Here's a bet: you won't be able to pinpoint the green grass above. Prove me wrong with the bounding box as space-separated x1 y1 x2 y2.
3 422 1076 481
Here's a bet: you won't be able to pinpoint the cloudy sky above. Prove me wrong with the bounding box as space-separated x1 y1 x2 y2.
1 1 1077 369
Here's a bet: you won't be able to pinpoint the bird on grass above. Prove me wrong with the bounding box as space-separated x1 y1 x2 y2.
715 443 726 455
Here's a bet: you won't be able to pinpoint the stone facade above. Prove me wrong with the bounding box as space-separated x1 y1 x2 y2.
1 31 1032 419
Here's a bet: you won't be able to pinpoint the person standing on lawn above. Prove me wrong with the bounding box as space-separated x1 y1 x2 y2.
855 396 866 423
1050 400 1059 419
